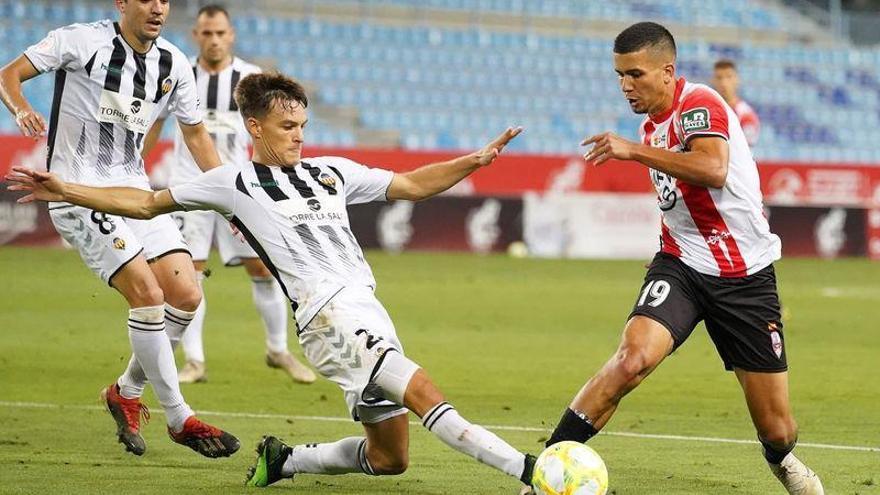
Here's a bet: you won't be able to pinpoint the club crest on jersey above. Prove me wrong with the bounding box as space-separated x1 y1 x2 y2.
130 100 142 114
318 173 336 188
112 237 126 250
307 198 322 212
161 77 173 95
681 107 710 133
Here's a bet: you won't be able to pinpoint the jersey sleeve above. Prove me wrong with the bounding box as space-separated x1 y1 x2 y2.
325 157 394 205
168 166 236 215
23 24 88 73
678 89 730 145
165 53 202 126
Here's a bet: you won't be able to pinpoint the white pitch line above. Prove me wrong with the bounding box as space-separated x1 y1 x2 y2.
1 400 877 453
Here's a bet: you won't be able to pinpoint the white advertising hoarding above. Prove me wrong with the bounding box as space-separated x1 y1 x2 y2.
524 193 661 259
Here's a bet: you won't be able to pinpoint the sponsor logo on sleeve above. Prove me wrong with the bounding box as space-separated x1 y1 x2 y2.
681 107 710 133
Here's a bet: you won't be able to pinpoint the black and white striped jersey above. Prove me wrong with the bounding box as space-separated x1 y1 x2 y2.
167 56 261 186
24 20 199 188
169 157 394 327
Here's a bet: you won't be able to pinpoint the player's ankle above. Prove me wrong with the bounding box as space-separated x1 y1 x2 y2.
546 408 599 447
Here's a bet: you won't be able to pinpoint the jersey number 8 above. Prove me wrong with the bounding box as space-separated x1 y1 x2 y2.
90 211 117 235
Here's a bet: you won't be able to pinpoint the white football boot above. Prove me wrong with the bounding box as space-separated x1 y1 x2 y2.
178 360 207 383
769 453 824 495
266 350 317 384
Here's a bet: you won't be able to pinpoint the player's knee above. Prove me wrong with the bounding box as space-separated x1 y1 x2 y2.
368 450 409 475
130 284 165 307
613 348 652 383
167 284 202 311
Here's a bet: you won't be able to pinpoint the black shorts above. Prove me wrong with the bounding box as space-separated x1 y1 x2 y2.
628 252 787 372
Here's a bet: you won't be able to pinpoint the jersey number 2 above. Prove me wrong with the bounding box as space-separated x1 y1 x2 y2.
637 280 671 307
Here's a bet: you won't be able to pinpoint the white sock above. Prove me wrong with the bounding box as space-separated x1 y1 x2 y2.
282 437 371 476
182 273 206 363
422 401 526 479
118 303 200 397
251 276 289 353
165 304 197 350
121 305 194 430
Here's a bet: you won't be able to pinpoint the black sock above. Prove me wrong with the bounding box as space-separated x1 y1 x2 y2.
761 437 796 464
546 408 599 447
520 453 536 485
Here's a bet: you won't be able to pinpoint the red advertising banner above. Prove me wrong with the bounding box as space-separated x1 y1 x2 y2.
2 134 879 258
2 135 879 203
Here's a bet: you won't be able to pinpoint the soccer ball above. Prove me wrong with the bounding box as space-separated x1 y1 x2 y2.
531 441 609 495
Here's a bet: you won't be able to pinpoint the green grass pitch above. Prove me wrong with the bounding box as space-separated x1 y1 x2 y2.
0 247 877 494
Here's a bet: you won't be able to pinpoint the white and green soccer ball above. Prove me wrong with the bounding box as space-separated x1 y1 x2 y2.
532 441 609 495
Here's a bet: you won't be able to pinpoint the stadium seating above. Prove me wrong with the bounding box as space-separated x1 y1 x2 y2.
0 0 878 163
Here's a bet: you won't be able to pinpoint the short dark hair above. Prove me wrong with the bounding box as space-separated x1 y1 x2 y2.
614 22 676 58
197 4 229 19
714 59 737 71
234 72 309 120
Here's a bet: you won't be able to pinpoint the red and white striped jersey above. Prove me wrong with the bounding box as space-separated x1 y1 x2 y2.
639 78 781 278
733 99 760 147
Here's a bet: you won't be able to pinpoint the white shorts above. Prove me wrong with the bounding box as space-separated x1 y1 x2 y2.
171 210 257 266
49 204 189 285
300 286 417 424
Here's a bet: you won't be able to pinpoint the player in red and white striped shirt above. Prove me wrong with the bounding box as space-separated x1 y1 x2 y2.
543 22 823 495
712 59 760 147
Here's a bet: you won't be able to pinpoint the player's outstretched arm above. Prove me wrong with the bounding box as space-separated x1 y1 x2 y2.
582 132 728 188
0 55 46 140
179 121 222 172
387 126 522 201
5 167 179 219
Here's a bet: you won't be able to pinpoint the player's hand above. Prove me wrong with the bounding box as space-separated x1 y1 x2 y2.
473 126 523 167
4 166 66 203
582 132 636 165
14 109 47 140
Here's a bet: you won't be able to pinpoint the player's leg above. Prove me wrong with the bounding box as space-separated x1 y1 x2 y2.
49 206 169 455
216 215 316 383
150 251 201 344
248 353 530 486
174 211 213 383
247 412 410 487
546 316 673 446
546 253 703 446
177 259 207 382
703 265 823 494
248 287 532 487
112 251 201 431
735 370 822 494
241 257 315 383
119 214 239 457
391 365 535 484
111 257 195 431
